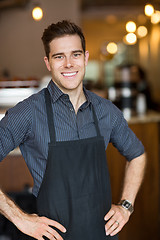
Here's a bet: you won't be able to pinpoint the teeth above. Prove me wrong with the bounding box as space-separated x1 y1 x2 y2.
62 72 77 77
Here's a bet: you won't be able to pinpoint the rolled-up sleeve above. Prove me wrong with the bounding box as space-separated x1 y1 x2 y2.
110 104 145 161
0 100 32 161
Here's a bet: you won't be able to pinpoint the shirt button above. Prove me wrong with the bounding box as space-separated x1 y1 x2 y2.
70 108 74 111
63 95 69 100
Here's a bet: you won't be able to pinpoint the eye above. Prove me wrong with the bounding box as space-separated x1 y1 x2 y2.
54 55 64 59
73 53 81 58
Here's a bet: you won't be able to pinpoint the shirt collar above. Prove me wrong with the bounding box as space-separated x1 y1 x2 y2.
47 80 92 108
47 80 64 103
82 86 92 109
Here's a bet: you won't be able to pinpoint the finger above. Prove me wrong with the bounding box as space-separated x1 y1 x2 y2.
43 231 54 239
105 221 120 236
105 217 116 232
46 227 64 240
104 209 115 221
42 217 66 233
110 224 122 236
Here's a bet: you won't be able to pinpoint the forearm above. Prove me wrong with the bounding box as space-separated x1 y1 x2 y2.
0 188 66 239
120 152 147 205
104 153 147 236
0 189 25 226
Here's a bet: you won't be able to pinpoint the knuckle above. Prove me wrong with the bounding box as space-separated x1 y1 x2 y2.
107 222 113 227
40 222 46 229
121 221 126 227
40 216 47 222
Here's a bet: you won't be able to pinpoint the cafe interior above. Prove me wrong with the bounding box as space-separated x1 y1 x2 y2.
0 0 160 239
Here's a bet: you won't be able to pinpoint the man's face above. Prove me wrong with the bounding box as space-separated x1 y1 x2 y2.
44 34 89 94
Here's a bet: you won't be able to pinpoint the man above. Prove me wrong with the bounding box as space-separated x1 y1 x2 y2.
0 20 146 240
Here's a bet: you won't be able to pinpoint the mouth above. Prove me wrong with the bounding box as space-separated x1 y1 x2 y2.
61 71 78 77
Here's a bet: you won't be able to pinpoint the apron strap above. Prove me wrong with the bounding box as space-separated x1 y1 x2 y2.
91 104 101 137
45 88 56 143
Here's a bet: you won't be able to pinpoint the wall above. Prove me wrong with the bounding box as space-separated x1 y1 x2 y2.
0 0 81 79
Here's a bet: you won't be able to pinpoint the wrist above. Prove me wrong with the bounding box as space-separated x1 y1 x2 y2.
8 200 26 226
118 199 134 214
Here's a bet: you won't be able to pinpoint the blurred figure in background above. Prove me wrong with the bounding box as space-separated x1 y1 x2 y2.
109 63 160 120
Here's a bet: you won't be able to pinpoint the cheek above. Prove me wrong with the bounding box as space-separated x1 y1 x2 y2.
75 59 86 68
55 62 64 70
50 62 62 72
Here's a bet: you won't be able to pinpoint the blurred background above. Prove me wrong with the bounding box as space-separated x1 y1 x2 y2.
0 0 160 116
0 0 160 239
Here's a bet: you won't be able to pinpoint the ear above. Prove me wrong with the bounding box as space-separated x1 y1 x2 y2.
44 56 51 71
84 51 89 66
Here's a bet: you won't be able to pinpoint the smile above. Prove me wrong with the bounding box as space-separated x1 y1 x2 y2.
62 71 78 77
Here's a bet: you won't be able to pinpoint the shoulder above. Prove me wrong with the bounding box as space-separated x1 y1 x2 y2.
26 88 46 105
86 89 123 121
6 88 46 119
86 89 111 107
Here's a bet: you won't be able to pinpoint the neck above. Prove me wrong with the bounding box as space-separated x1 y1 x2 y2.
52 81 86 114
67 88 86 114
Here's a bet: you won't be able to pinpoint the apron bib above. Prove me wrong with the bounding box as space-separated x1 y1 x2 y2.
36 88 118 240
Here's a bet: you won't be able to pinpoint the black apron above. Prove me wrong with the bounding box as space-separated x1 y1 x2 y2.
37 88 118 240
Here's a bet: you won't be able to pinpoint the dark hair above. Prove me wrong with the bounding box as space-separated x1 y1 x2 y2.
41 20 86 59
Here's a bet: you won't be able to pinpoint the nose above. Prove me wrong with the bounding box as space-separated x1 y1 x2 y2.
65 56 72 68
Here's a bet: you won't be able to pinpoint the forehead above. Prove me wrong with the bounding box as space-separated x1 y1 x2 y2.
49 34 83 54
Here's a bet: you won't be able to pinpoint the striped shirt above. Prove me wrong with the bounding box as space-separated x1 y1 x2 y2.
0 80 144 196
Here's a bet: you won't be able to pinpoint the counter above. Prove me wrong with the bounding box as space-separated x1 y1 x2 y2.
128 110 160 124
0 87 38 108
107 112 160 240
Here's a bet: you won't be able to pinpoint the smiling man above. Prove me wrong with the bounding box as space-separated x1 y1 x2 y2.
44 34 89 113
0 20 146 240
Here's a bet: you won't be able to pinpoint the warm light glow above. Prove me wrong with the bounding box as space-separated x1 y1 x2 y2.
151 10 160 24
137 14 147 24
106 42 118 54
139 37 149 63
32 7 43 21
124 33 137 45
144 4 154 16
105 15 117 24
150 25 160 58
137 26 148 38
126 21 136 33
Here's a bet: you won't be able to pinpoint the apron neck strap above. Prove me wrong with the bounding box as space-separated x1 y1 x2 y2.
91 104 101 137
45 88 101 143
45 88 56 143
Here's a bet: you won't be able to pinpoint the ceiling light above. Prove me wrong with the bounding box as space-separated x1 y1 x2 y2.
144 4 154 16
126 21 136 33
137 26 148 38
151 10 160 24
124 33 137 45
32 6 43 21
106 42 118 54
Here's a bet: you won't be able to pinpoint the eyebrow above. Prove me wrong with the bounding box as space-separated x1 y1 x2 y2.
51 50 83 58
